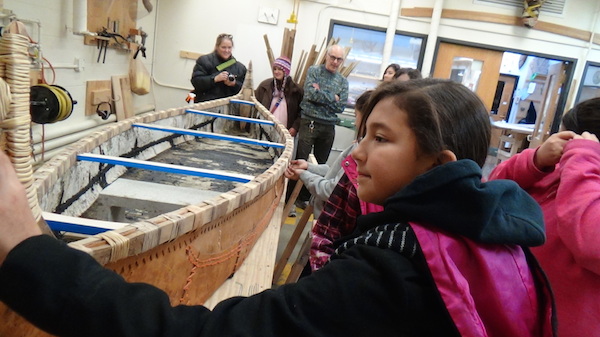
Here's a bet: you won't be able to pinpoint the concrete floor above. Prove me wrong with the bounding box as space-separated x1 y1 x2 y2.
274 205 313 285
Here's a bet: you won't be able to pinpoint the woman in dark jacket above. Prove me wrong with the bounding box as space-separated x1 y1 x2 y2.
190 33 247 102
255 56 303 136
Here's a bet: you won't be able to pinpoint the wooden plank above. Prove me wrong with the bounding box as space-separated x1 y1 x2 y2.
133 123 285 149
100 179 222 205
186 108 275 125
263 34 275 66
111 76 126 121
293 50 307 83
85 80 111 116
118 75 134 118
401 7 434 17
286 233 311 284
272 203 313 283
299 44 318 87
229 99 256 106
76 153 255 182
287 29 296 60
401 7 593 43
83 0 138 50
43 212 127 235
180 50 203 60
442 9 521 25
534 21 591 42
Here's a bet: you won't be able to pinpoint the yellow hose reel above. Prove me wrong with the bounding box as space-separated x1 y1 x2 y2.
30 84 77 124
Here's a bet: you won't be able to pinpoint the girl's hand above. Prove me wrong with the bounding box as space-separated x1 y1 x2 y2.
534 131 576 170
284 166 303 180
0 151 41 266
289 159 308 170
573 131 599 142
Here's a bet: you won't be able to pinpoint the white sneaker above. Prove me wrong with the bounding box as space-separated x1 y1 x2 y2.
288 208 297 218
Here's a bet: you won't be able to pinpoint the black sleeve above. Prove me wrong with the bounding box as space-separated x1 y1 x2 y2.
0 235 451 337
191 55 217 93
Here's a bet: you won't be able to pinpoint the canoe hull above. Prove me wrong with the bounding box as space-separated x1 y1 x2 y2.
0 97 292 336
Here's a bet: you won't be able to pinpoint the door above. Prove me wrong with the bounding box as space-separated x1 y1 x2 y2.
433 42 504 111
494 74 518 122
528 62 566 148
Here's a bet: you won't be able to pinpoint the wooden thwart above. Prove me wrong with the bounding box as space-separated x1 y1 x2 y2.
186 108 274 125
77 153 255 182
43 212 127 235
133 123 285 149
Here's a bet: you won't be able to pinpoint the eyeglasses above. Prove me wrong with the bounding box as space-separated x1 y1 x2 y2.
218 34 233 40
327 54 344 63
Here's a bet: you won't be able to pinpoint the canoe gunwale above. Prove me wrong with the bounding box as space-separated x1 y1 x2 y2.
31 93 294 265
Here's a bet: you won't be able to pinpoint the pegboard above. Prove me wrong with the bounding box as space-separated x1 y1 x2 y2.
83 0 138 50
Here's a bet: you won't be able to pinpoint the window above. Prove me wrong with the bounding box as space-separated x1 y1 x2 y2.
328 21 426 108
575 62 600 105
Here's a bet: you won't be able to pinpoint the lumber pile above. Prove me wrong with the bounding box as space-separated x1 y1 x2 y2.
263 30 359 87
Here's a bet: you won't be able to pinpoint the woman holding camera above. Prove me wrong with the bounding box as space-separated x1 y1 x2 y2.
190 33 247 102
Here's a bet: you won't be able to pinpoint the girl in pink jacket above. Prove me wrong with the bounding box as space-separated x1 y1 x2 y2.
489 97 600 337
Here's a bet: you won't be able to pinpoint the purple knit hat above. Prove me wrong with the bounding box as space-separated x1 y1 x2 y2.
273 56 291 77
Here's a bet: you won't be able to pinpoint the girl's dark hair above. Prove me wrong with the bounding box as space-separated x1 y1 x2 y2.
382 63 402 81
354 90 373 113
398 68 423 80
561 97 600 136
358 79 491 167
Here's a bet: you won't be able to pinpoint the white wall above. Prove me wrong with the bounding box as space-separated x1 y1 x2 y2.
3 0 157 161
3 0 600 162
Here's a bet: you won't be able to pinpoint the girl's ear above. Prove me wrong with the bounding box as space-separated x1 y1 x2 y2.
436 150 457 165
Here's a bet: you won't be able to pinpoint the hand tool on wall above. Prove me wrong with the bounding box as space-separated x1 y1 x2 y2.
95 26 129 63
133 29 147 59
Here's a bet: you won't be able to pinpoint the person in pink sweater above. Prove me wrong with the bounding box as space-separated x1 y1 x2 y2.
489 97 600 337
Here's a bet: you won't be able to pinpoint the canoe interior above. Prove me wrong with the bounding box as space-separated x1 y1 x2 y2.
35 101 284 219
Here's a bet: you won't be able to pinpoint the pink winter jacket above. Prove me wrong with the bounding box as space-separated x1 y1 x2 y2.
412 223 554 337
489 139 600 337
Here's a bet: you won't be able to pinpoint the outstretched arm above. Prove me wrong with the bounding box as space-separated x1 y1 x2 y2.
0 151 41 266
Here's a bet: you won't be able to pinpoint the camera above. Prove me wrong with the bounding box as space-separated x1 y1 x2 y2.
227 74 236 82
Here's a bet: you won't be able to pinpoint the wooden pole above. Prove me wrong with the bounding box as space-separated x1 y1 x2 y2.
293 50 307 83
299 44 317 87
263 34 275 67
285 29 296 60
